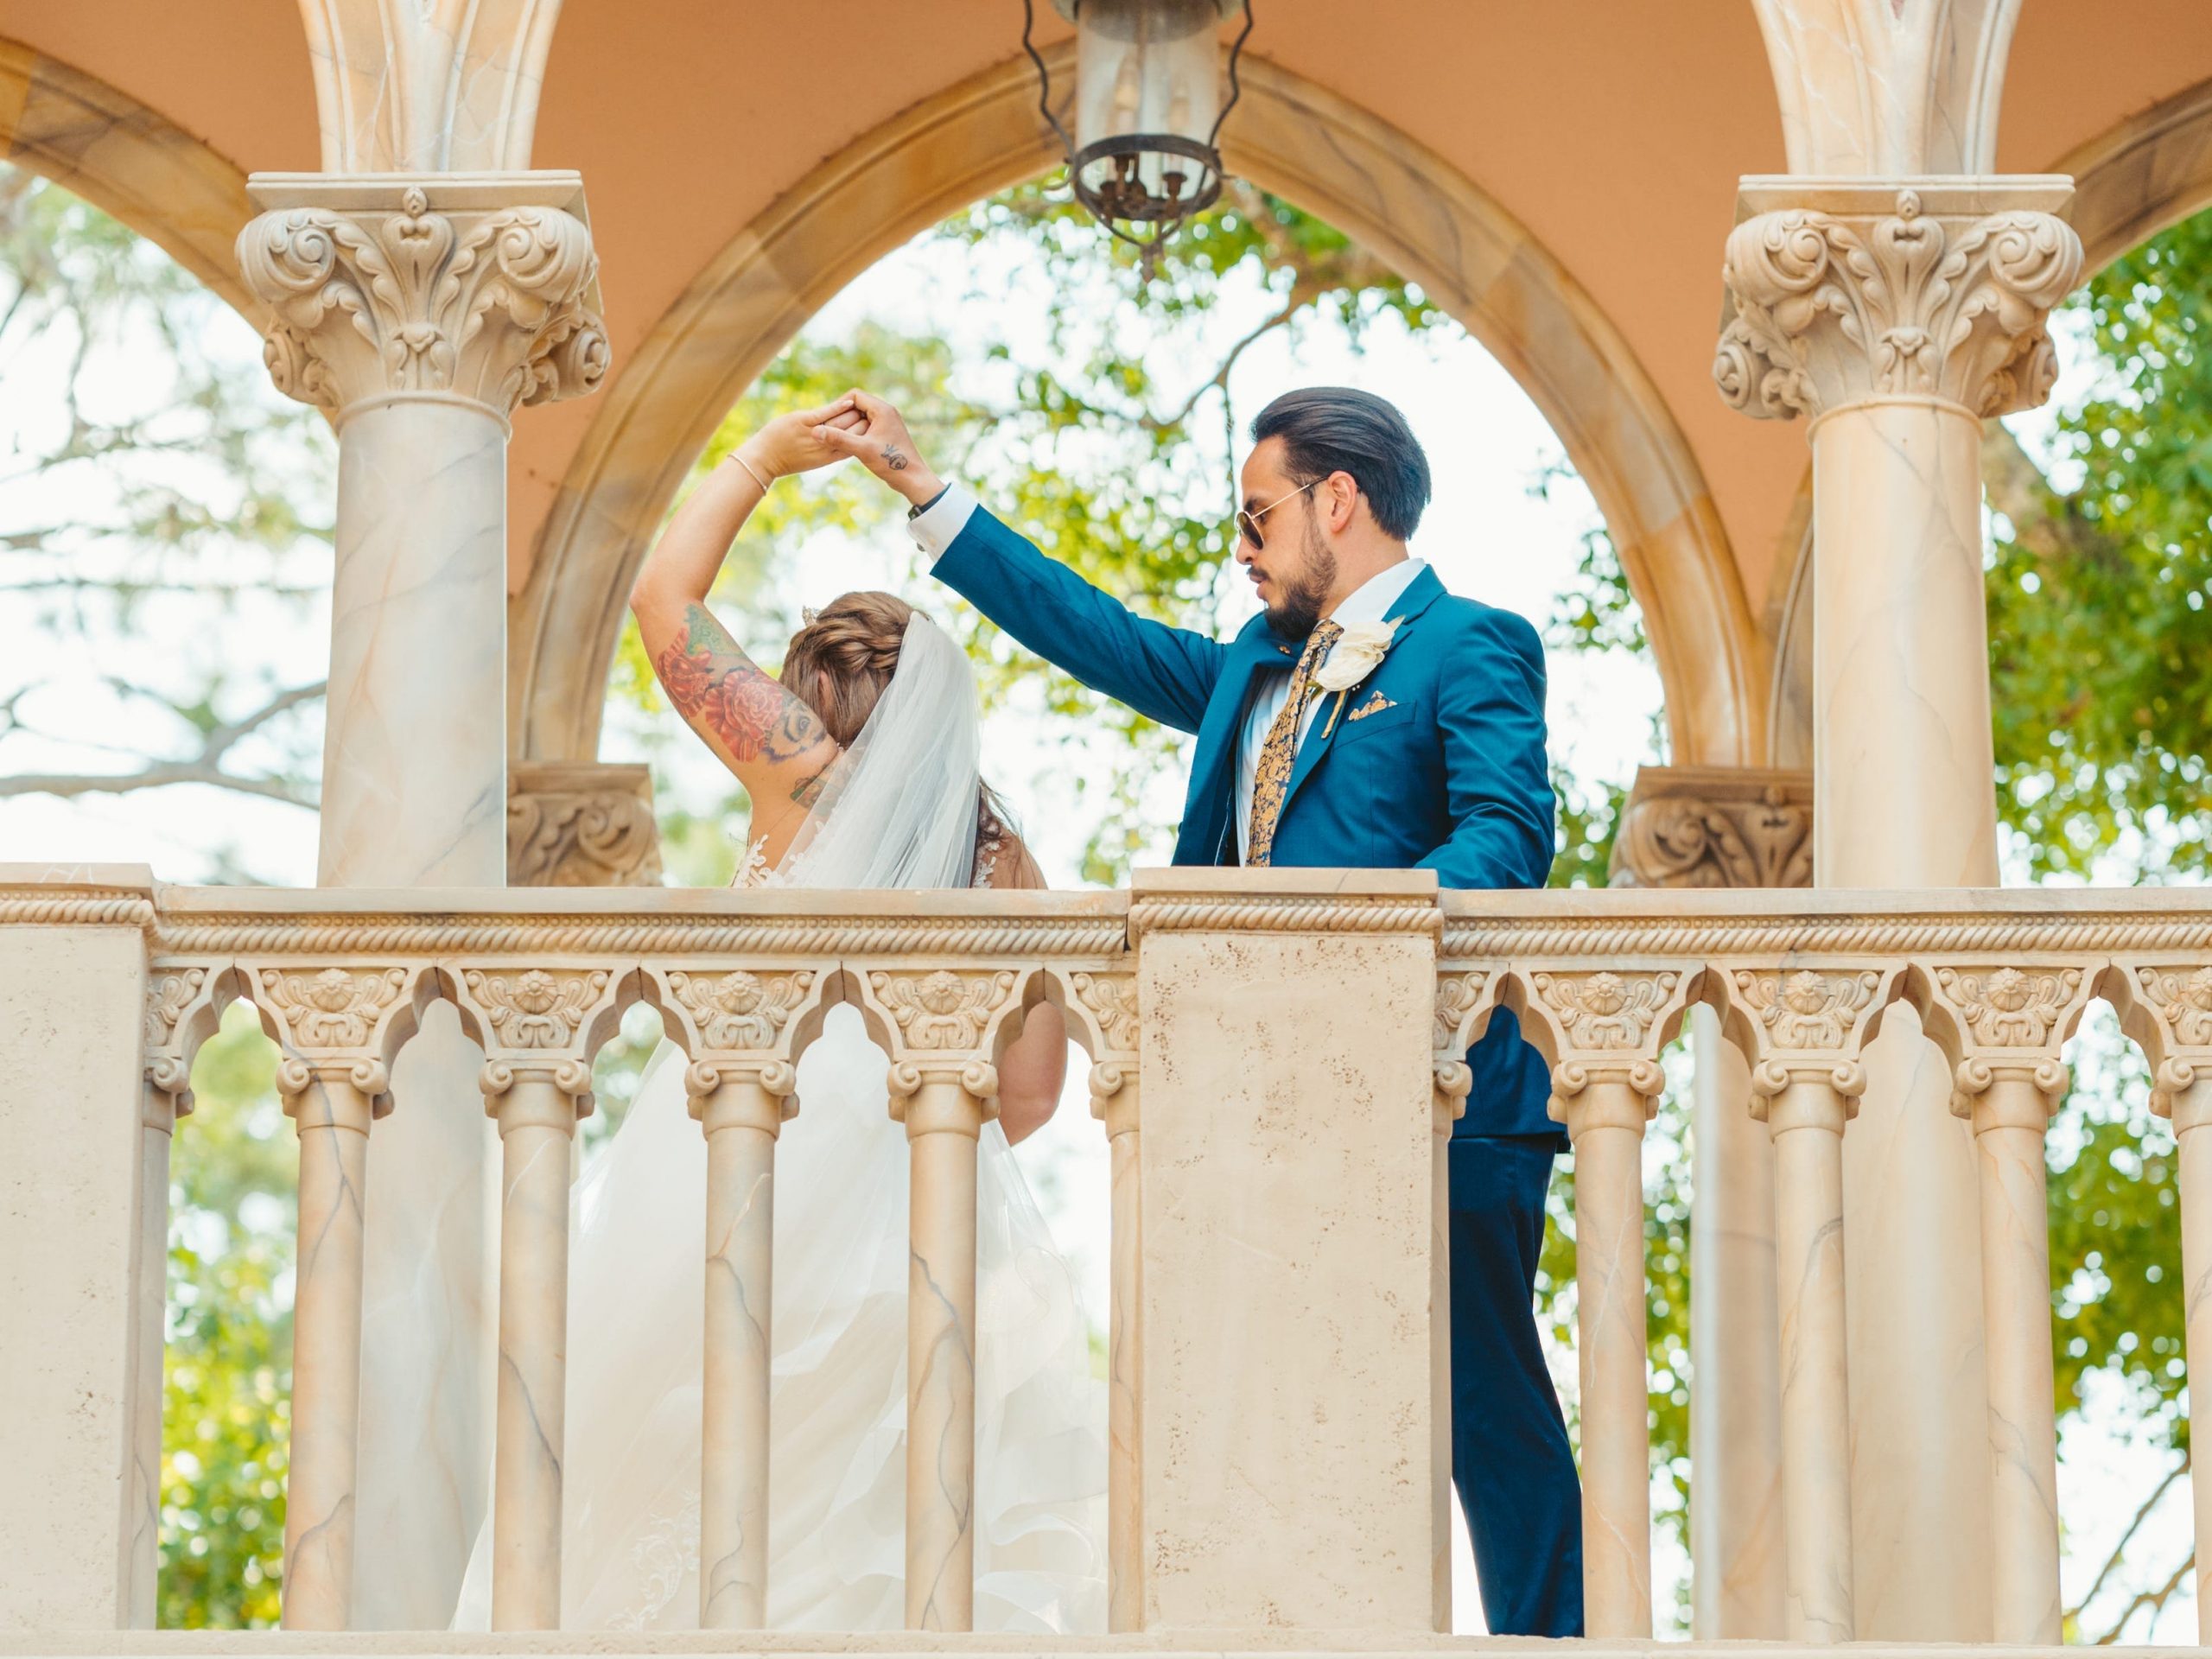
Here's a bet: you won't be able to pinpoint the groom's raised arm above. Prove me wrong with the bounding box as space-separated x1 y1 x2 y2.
911 487 1224 735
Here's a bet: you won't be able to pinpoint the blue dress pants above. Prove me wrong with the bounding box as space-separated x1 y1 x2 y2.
1447 1132 1585 1636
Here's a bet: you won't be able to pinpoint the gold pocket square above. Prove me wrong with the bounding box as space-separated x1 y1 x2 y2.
1345 690 1397 722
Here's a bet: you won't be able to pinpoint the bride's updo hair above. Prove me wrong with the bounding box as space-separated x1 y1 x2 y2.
782 591 1041 887
780 590 912 747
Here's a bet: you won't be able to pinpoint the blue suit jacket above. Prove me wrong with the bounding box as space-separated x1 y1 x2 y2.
935 506 1560 1141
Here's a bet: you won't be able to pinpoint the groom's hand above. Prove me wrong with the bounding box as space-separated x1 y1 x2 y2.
816 389 944 509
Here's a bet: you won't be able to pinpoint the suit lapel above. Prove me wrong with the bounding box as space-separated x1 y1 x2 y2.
1275 566 1447 826
1178 622 1296 863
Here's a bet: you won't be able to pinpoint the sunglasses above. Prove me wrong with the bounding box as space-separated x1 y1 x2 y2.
1236 479 1320 550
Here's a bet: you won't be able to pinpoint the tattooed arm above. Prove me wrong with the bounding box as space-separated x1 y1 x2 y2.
631 401 860 849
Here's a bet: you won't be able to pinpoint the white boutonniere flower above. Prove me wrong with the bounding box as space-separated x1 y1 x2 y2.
1315 617 1402 737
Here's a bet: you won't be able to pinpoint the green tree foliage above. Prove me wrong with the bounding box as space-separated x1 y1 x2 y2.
1986 210 2212 880
161 1003 295 1628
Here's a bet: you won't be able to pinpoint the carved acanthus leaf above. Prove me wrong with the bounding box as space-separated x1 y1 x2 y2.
507 785 663 887
1735 967 1884 1052
461 967 611 1052
869 969 1017 1052
1535 969 1681 1052
666 969 815 1052
256 965 410 1052
237 185 608 417
1717 187 2082 422
1933 964 2083 1050
1434 970 1492 1056
1070 971 1140 1058
1611 787 1812 889
2133 965 2212 1051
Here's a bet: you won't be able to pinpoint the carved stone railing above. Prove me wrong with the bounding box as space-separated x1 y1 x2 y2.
3 868 2209 1646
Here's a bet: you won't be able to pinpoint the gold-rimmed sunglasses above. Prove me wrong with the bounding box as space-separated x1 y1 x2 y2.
1236 478 1319 550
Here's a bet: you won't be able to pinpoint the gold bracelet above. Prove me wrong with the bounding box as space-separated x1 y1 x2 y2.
730 450 773 493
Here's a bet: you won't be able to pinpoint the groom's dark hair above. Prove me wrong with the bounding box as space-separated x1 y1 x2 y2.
1251 387 1432 541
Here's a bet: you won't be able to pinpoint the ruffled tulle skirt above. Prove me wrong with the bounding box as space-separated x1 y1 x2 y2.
451 1004 1107 1631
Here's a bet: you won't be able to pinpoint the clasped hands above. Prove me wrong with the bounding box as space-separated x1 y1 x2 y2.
733 389 944 509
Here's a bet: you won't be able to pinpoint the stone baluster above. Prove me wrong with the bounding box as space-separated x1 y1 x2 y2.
448 964 630 1630
1913 958 2099 1645
2099 959 2212 1640
640 963 834 1629
1719 177 2084 1643
135 964 235 1626
1712 962 1906 1643
1433 967 1497 1630
1053 968 1144 1632
1507 963 1702 1637
857 965 1028 1632
242 962 433 1630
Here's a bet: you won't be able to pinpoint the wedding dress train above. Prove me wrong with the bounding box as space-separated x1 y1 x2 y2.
448 613 1106 1631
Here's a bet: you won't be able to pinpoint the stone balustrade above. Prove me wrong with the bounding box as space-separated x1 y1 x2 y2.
3 865 2209 1646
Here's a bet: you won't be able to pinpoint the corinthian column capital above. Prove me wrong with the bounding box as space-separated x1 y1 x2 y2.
1715 177 2083 423
236 173 609 423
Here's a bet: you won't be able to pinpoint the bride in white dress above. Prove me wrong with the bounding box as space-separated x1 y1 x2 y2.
451 399 1106 1632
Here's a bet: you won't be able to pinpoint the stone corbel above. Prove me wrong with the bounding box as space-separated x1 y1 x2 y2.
239 960 443 1117
1432 966 1500 1134
1710 961 1910 1114
236 173 609 423
1503 963 1706 1132
143 961 240 1129
853 964 1031 1119
1715 177 2084 423
444 963 632 1116
507 761 664 887
1908 958 2100 1124
1047 967 1140 1136
1608 766 1814 889
637 963 837 1128
2102 959 2212 1132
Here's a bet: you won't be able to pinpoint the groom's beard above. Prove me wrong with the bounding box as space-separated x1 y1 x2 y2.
1265 520 1338 639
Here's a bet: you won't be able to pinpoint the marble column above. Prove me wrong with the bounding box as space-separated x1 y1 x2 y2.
1611 766 1811 1637
1092 1070 1145 1633
1713 959 1905 1646
1717 176 2082 1642
1917 961 2095 1645
241 960 426 1631
448 965 622 1631
1507 963 1701 1639
694 1065 792 1630
238 174 607 1628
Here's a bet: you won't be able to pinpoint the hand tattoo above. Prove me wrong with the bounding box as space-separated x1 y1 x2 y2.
880 442 909 472
653 603 834 770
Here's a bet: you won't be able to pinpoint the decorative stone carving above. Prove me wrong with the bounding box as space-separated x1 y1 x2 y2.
448 963 625 1103
664 969 816 1053
1609 766 1814 889
244 963 426 1108
508 762 664 887
1716 179 2083 423
868 969 1018 1052
1053 969 1140 1123
237 177 608 419
1716 963 1905 1105
2101 961 2212 1122
1509 966 1704 1119
1432 969 1497 1110
1914 960 2096 1114
143 963 235 1119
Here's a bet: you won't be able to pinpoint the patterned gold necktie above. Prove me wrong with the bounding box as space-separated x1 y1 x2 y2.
1246 618 1342 867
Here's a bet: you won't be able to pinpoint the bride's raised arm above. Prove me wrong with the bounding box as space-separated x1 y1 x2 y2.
629 401 860 853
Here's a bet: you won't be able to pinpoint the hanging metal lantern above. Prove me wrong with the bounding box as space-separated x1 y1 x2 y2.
1023 0 1255 273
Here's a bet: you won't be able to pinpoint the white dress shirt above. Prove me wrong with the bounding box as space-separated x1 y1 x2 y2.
910 482 1426 861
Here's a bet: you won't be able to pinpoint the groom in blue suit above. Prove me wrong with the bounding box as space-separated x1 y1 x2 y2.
822 385 1582 1636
